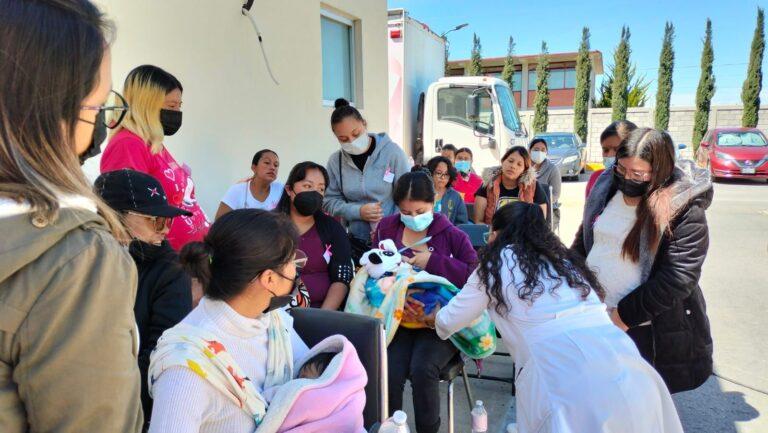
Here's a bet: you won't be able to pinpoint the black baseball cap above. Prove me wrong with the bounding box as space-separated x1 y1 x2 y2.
95 169 193 218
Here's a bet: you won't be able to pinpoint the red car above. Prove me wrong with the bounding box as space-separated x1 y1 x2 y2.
696 127 768 181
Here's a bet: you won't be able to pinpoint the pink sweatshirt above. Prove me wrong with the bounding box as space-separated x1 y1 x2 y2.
101 129 210 250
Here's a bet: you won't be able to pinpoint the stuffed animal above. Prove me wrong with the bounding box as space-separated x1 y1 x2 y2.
359 239 403 279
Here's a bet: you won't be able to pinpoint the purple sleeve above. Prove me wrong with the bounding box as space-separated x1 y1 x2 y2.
425 229 478 287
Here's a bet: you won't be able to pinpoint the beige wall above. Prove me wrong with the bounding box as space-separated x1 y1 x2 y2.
86 0 388 214
519 105 768 162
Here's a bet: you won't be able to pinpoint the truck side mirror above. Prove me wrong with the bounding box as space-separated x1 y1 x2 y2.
466 94 480 120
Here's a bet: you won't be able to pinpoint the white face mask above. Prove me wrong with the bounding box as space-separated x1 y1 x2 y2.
340 131 370 155
531 150 547 164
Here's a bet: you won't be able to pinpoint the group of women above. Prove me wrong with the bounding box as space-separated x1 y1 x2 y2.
0 1 713 433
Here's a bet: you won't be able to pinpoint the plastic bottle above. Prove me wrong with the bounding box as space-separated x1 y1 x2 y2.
379 410 411 433
471 400 488 433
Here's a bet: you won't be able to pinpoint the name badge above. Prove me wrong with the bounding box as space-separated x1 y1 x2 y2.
383 166 395 183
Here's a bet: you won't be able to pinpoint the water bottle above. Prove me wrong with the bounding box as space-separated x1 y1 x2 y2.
379 410 411 433
471 400 488 433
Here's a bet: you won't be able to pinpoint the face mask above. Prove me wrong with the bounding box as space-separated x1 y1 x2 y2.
264 272 308 313
455 160 471 174
531 150 547 164
603 156 616 169
613 169 650 198
160 109 183 136
400 211 434 232
78 110 107 165
293 190 323 216
340 131 370 155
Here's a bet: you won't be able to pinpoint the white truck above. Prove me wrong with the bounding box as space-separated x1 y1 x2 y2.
387 9 528 171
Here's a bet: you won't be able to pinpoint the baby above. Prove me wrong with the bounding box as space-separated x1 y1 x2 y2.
297 352 336 379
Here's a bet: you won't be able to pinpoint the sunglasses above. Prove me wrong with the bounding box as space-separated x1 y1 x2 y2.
126 211 171 233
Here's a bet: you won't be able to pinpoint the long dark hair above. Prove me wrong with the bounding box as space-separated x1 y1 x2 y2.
0 0 124 235
275 161 330 215
426 156 457 188
252 148 278 166
180 209 298 301
600 120 637 144
616 128 677 262
393 169 436 205
478 202 605 315
498 146 532 181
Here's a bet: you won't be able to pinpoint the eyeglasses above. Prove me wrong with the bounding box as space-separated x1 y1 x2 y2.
80 90 129 129
433 171 449 179
614 162 652 182
126 211 171 233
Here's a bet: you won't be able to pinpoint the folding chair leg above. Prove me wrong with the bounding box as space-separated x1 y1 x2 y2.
447 380 454 433
461 366 475 411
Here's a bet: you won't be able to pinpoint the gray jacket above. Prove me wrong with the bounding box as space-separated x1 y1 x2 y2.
535 159 562 205
324 133 411 241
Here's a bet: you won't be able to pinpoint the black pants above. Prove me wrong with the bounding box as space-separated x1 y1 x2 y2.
388 327 458 433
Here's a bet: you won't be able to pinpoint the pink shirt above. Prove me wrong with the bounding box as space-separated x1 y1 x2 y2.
585 169 604 198
101 129 210 250
453 172 483 204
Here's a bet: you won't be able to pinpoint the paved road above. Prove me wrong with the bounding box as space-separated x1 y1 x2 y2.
403 175 768 433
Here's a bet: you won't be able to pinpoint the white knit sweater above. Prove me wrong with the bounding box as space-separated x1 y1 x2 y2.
148 298 309 433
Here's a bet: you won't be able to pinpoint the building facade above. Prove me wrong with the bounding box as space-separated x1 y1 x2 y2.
89 0 388 214
447 51 603 110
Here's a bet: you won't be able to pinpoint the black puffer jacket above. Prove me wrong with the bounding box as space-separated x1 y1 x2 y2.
573 161 714 393
129 240 192 430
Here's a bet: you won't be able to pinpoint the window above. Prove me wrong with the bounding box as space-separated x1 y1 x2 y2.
321 11 357 104
437 87 494 134
565 68 577 88
511 71 522 91
549 69 565 90
495 85 521 131
528 70 537 90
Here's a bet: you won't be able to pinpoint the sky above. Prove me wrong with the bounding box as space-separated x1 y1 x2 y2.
387 0 768 107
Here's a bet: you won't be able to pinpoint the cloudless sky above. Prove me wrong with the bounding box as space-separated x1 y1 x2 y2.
387 0 768 106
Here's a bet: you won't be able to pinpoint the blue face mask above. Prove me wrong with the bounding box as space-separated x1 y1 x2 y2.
603 156 616 169
455 160 471 174
400 211 434 232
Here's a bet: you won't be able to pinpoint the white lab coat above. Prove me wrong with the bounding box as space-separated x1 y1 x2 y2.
436 249 683 433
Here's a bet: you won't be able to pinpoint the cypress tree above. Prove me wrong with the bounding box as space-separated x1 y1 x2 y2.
574 27 592 143
741 7 764 127
468 33 483 76
655 22 675 130
693 19 716 152
500 36 516 89
611 26 631 121
533 41 550 134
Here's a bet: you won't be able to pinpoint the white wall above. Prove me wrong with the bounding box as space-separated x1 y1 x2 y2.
87 0 388 214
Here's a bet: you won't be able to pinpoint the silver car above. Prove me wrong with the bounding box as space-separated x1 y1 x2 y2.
533 132 587 180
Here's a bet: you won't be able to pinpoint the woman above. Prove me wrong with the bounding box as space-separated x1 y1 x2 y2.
431 203 683 433
373 170 477 433
324 98 411 262
530 138 562 230
573 128 713 394
0 1 142 431
275 162 354 310
452 147 483 204
101 64 210 250
95 169 194 431
151 210 310 433
585 120 637 197
425 156 468 225
216 149 283 218
474 146 547 224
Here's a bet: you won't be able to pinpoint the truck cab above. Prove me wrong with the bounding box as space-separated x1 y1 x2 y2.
419 76 527 171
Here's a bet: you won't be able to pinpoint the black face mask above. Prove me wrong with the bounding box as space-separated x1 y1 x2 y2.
293 191 323 216
613 169 650 198
160 109 183 136
263 273 303 313
78 110 107 165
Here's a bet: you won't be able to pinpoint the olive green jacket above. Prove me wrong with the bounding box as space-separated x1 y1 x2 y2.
0 199 142 433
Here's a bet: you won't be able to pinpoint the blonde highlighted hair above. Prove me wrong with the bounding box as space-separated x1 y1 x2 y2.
114 65 183 154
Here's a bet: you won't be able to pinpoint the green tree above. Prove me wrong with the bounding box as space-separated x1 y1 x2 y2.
574 27 592 143
596 64 649 108
693 19 716 152
500 36 516 89
655 22 675 130
611 26 632 121
742 7 764 127
533 41 550 134
468 33 483 76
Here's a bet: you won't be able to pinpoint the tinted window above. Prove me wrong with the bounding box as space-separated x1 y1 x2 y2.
539 134 577 149
717 131 768 147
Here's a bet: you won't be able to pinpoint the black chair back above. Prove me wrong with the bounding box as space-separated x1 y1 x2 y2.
289 308 387 429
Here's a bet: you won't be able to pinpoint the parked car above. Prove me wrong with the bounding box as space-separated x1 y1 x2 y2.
696 127 768 181
533 132 587 180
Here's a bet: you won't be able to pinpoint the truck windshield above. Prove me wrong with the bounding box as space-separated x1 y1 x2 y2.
494 84 521 131
437 87 494 134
